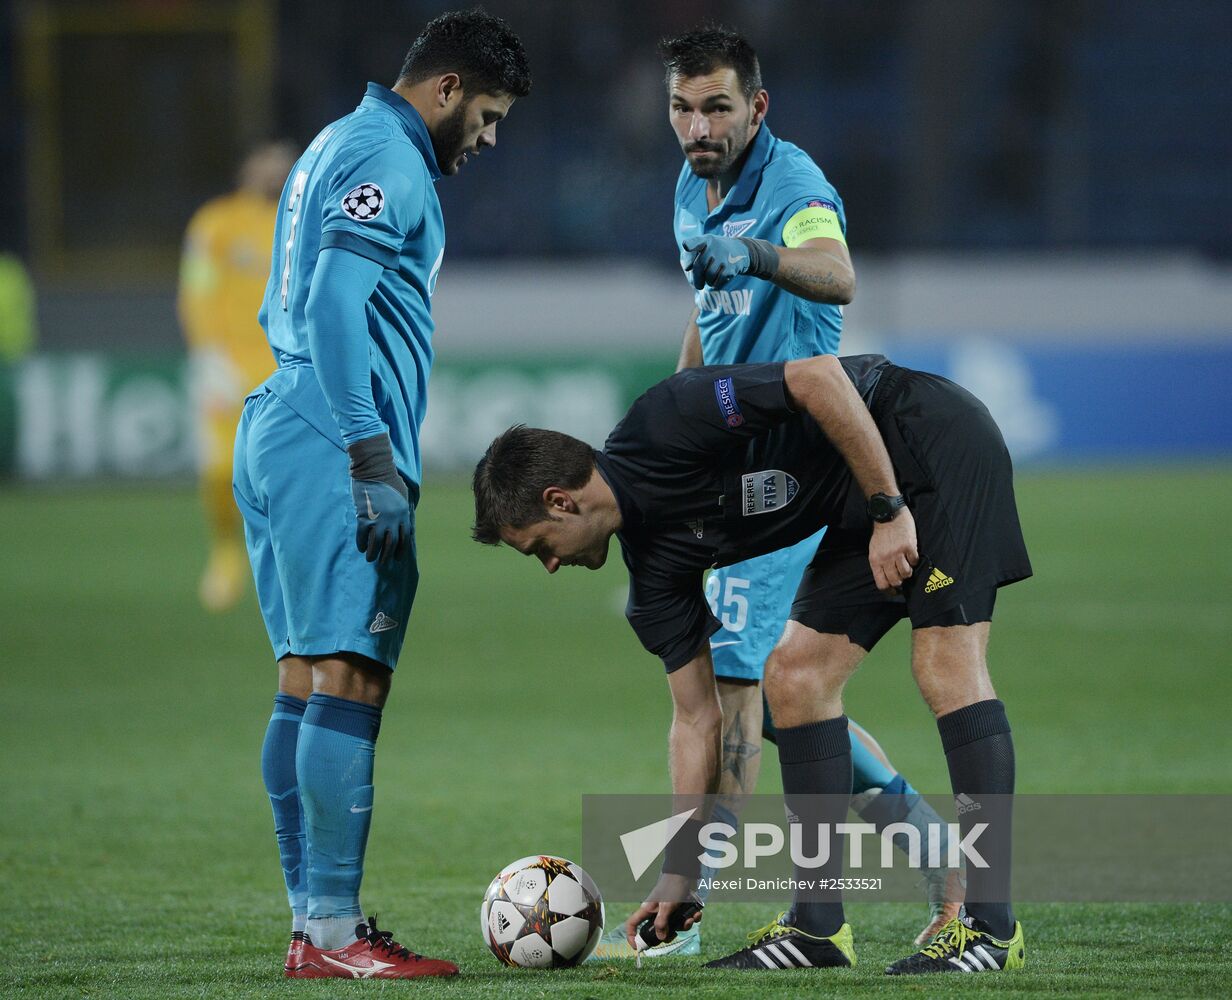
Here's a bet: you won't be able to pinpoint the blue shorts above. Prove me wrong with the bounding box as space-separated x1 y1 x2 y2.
232 387 418 669
704 528 826 681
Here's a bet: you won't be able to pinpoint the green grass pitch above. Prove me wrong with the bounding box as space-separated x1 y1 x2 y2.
1 466 1230 997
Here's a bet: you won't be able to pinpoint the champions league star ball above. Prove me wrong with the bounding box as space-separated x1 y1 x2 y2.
481 855 604 968
341 183 384 220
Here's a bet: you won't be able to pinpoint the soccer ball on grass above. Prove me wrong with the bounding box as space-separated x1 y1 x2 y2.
481 855 604 967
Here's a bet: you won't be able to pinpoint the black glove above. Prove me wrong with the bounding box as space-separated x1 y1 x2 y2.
680 235 779 289
347 433 411 563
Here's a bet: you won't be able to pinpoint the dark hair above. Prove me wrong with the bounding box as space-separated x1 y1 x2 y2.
658 23 762 100
398 7 531 98
472 426 595 544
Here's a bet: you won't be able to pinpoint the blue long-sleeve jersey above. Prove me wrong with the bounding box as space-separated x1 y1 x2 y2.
258 82 445 486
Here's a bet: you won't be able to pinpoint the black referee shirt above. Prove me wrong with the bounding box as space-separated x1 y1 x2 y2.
594 355 890 672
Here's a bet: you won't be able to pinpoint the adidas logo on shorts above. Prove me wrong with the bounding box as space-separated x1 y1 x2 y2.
924 567 955 593
369 611 399 634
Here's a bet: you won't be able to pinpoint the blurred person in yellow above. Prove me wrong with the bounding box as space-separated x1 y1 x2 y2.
0 249 37 362
178 142 297 611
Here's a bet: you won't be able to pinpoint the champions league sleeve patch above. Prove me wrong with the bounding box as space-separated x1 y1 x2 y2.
341 182 385 221
713 376 745 427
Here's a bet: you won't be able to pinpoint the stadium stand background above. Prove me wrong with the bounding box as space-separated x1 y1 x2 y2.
1 0 1229 477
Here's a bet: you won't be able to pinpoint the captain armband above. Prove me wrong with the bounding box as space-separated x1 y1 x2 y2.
781 201 846 249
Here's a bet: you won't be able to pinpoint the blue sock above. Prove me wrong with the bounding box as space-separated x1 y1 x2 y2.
848 728 953 879
850 727 897 794
854 774 948 860
298 693 382 949
261 693 307 932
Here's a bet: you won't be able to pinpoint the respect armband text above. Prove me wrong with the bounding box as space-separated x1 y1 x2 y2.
781 202 846 249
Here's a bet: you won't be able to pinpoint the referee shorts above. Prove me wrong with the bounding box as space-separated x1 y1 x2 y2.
789 365 1032 651
232 386 419 670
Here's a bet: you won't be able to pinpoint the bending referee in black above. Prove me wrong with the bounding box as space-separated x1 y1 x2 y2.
472 354 1030 977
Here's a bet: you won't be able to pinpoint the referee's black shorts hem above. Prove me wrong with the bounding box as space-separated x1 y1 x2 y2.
791 579 1019 651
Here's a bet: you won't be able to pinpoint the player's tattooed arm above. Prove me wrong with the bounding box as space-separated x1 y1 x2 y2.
769 238 855 304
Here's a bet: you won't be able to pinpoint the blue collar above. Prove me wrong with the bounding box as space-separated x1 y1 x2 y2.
694 123 778 216
361 82 442 181
719 122 775 212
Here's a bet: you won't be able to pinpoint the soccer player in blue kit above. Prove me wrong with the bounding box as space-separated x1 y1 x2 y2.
590 26 958 960
232 10 530 979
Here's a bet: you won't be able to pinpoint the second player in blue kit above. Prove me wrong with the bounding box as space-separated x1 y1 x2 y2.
588 26 959 960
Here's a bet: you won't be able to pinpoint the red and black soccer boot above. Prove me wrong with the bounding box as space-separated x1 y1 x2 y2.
295 916 459 979
284 930 313 977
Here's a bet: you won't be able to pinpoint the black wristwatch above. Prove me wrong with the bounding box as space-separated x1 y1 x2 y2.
867 492 907 523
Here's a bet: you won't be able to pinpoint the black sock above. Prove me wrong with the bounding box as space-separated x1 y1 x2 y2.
937 699 1016 939
777 715 851 938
